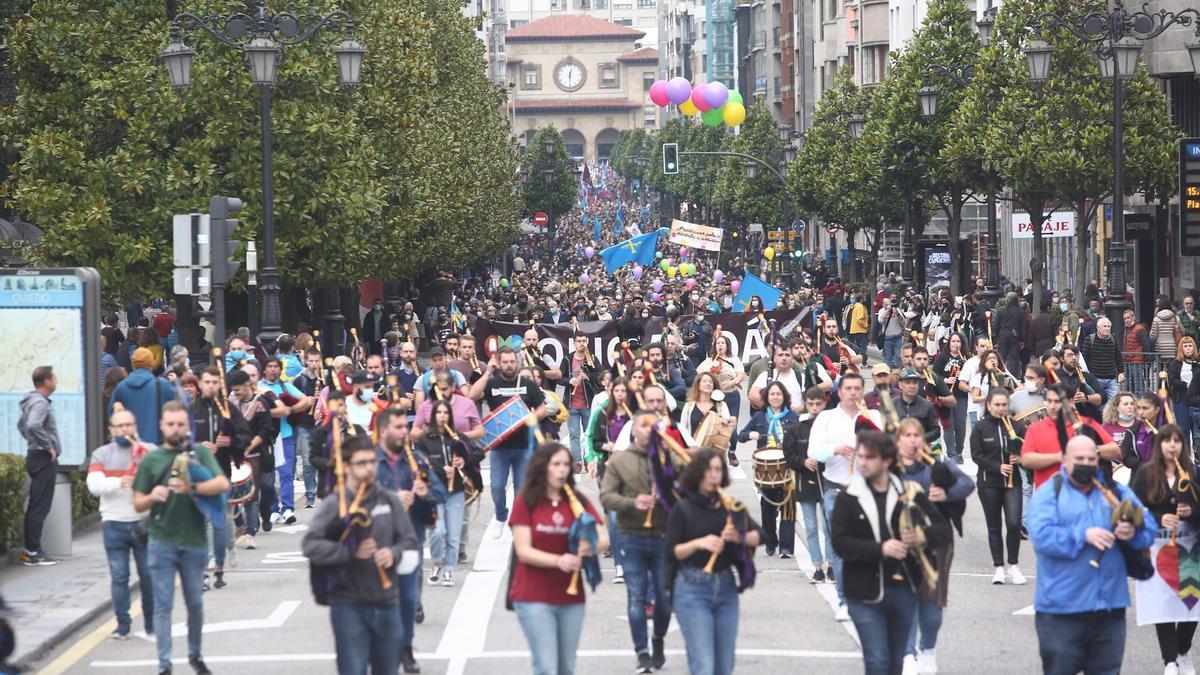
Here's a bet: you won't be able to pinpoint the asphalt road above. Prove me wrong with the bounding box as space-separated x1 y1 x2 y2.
31 422 1169 675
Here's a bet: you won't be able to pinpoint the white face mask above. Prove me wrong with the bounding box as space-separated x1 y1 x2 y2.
1024 379 1038 393
1118 412 1136 422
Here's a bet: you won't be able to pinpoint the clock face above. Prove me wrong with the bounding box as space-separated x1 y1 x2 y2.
556 61 585 91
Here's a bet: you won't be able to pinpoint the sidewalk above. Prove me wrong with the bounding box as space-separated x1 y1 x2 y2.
0 524 124 669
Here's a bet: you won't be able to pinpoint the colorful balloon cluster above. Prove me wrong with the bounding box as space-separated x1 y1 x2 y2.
649 77 746 128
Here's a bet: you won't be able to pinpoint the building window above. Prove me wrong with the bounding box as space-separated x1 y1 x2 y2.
637 0 654 7
643 105 657 126
643 72 656 90
702 53 708 72
595 0 606 7
599 63 619 88
826 0 837 20
551 0 563 9
615 17 633 25
509 19 527 28
613 0 633 9
862 44 887 84
522 65 541 90
579 0 590 8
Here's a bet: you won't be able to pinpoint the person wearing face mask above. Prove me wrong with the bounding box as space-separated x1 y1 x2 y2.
1102 392 1143 478
684 309 713 370
1022 384 1119 489
363 298 388 356
345 371 380 430
1172 337 1200 446
1009 364 1048 417
88 408 156 639
1029 434 1155 675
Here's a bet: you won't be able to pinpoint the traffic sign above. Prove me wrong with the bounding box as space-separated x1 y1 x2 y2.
533 212 549 226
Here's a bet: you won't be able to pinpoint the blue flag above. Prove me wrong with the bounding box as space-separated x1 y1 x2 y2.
599 231 660 274
731 272 782 313
592 215 602 242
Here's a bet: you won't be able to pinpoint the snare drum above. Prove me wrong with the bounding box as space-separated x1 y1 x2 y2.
1013 403 1049 425
228 462 256 507
695 412 734 452
753 448 791 489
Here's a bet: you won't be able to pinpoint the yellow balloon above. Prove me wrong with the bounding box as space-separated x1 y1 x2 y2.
723 101 747 126
679 99 699 116
763 246 775 261
667 266 678 278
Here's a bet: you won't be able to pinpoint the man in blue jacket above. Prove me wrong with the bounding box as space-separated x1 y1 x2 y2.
1030 434 1156 675
108 348 177 443
374 407 446 675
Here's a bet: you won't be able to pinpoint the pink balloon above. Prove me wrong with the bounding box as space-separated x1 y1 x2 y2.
580 273 591 284
679 245 688 258
583 246 595 259
685 279 696 289
649 80 670 107
666 77 692 105
713 270 725 283
631 264 644 279
652 279 664 292
730 280 741 294
691 84 711 112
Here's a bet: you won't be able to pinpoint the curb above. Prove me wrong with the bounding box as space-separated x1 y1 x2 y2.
14 592 118 671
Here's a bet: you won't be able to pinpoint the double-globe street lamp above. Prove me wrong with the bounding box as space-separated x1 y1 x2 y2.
1023 0 1200 344
160 1 366 344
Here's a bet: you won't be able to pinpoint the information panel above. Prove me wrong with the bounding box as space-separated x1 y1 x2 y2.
1179 138 1200 257
0 268 101 469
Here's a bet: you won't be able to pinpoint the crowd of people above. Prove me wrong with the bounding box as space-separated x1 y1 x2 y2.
12 161 1200 675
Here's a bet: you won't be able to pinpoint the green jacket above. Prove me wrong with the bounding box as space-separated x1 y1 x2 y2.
600 442 671 535
1180 309 1200 344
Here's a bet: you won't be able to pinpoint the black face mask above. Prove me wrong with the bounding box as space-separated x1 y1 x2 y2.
1070 463 1095 486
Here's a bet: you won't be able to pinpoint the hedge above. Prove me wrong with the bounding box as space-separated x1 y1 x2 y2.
0 454 101 555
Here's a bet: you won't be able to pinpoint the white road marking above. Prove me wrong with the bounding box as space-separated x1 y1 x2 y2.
89 647 861 668
616 614 680 634
261 551 308 565
127 601 301 639
435 519 513 675
1012 604 1036 616
271 523 309 534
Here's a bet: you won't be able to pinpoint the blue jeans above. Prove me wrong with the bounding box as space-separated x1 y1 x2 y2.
567 407 589 465
822 484 846 604
296 427 316 504
673 567 739 675
905 598 944 655
205 515 228 570
849 333 869 362
430 492 466 570
102 521 153 635
148 539 207 668
1095 376 1119 402
331 602 402 675
276 435 297 513
607 512 623 570
514 601 587 675
620 533 671 652
800 499 832 566
847 581 918 675
883 335 901 369
246 467 276 536
398 545 423 649
723 390 742 455
1035 611 1126 675
490 447 529 522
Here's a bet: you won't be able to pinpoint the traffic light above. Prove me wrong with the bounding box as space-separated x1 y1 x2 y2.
209 195 244 285
662 143 679 175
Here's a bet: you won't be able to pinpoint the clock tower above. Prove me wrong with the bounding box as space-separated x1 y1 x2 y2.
506 15 660 162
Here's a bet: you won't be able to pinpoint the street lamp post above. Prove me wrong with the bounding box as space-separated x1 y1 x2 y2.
1024 0 1200 344
160 1 365 345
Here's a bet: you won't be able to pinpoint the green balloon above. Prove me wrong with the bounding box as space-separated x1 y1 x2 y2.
659 260 670 272
728 90 743 105
701 108 723 127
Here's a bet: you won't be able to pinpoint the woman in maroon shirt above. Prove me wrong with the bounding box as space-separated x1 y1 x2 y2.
509 442 609 675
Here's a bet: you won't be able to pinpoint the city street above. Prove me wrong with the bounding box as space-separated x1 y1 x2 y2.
25 435 1165 675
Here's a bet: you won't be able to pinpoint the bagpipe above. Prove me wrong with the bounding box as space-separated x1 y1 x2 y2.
1088 475 1152 579
348 327 365 369
166 449 227 526
893 479 940 593
878 388 963 529
564 483 602 595
1000 414 1024 489
441 424 482 507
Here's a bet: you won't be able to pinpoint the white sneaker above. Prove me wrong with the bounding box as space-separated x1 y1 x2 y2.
614 565 625 584
1179 650 1196 675
834 604 850 622
902 653 919 675
917 648 938 674
490 518 506 539
282 509 296 524
269 512 283 525
1007 565 1028 586
991 567 1006 585
243 535 256 550
441 570 455 587
1166 663 1180 675
428 566 443 585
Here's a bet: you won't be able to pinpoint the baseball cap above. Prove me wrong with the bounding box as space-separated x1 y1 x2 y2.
430 346 446 357
871 363 891 377
350 371 376 385
898 367 922 381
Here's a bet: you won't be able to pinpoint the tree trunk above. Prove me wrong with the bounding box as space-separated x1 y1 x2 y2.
1072 197 1094 306
1027 197 1048 317
868 218 885 279
945 191 964 297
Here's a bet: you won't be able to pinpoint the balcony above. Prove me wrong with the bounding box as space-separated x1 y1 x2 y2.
752 30 767 51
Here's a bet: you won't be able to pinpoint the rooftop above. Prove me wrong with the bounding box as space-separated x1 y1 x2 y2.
506 15 647 42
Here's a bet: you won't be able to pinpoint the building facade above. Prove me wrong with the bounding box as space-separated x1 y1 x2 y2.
506 0 662 44
507 15 661 161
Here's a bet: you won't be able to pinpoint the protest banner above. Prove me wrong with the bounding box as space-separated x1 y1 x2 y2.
668 219 725 252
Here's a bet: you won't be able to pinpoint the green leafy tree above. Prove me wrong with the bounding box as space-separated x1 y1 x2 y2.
869 0 982 293
717 103 786 230
946 0 1178 309
520 126 576 223
1 0 520 302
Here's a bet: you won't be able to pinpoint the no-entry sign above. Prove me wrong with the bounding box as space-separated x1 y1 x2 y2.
533 212 549 226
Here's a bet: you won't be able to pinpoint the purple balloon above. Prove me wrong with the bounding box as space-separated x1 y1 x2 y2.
580 273 591 284
650 292 661 302
632 264 644 279
666 77 692 105
714 270 725 283
584 246 595 259
704 81 729 109
652 279 664 292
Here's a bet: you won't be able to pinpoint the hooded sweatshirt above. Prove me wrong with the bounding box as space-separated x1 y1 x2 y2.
1150 308 1182 361
107 368 177 443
